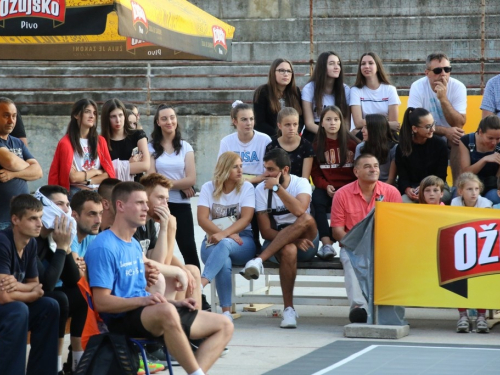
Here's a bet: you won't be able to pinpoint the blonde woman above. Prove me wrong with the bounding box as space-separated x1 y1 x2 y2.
197 152 256 321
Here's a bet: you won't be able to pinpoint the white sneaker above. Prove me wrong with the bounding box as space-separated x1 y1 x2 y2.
317 244 337 260
239 258 264 280
222 311 234 323
280 307 298 328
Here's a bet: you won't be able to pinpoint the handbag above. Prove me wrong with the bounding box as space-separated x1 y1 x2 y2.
205 215 237 247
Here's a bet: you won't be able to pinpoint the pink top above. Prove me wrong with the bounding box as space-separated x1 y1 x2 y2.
331 180 402 232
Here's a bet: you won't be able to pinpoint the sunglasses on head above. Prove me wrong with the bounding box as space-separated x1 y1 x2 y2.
430 66 452 74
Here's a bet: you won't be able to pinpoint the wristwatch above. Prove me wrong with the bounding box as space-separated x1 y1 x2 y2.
272 184 280 192
85 179 92 186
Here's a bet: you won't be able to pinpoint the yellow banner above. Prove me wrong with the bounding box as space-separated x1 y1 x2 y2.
374 202 500 309
115 0 234 38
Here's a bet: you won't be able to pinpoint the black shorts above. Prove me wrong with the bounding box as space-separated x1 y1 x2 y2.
107 306 198 339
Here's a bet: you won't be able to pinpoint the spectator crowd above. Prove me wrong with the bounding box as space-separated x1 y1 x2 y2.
1 50 500 375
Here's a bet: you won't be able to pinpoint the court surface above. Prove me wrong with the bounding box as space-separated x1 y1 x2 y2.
264 340 500 375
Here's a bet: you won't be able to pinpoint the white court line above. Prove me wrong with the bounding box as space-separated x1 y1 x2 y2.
310 344 500 375
310 345 379 375
384 344 500 351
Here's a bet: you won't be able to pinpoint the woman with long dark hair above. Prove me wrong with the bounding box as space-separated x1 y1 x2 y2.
395 107 450 203
311 106 357 260
100 98 149 181
302 51 350 143
253 58 303 138
350 52 401 136
49 98 115 197
457 115 500 204
148 104 200 269
355 113 398 184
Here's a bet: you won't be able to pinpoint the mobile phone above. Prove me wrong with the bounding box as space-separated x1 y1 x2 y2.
131 147 139 156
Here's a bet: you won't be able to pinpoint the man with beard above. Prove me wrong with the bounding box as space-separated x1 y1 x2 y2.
70 190 103 258
66 189 103 371
240 149 319 328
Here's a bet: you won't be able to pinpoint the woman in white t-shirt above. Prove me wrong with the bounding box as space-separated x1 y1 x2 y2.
148 104 200 269
48 98 115 198
350 52 401 137
198 152 256 320
218 101 272 185
301 51 351 143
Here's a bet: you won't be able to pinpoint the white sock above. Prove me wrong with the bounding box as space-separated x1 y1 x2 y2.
255 257 262 263
189 369 205 375
57 356 62 372
72 350 84 371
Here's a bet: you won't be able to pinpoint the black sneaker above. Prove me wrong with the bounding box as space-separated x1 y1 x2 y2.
147 346 180 367
349 307 368 323
201 294 211 311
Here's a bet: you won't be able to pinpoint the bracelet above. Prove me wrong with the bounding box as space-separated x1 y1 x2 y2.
84 170 88 182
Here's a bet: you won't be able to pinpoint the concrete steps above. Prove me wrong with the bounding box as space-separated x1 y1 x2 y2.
2 0 500 115
2 59 499 115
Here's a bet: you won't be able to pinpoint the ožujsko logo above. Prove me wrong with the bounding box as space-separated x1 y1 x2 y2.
212 25 227 55
130 0 147 35
126 37 154 51
438 219 500 298
0 0 66 27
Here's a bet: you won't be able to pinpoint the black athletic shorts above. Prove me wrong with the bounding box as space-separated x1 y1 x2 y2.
107 305 198 339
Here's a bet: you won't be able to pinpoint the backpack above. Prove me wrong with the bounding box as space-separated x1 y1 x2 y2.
74 333 139 375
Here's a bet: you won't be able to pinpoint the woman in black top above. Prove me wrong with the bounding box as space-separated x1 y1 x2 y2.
457 115 500 204
265 107 315 178
253 58 303 137
101 98 149 180
396 107 450 204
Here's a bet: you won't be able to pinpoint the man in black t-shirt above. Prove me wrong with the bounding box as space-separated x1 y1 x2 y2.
0 194 59 375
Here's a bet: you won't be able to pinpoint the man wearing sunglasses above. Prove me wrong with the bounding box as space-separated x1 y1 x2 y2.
408 52 467 181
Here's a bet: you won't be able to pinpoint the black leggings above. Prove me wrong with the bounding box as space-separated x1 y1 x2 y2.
58 285 87 337
44 290 68 339
168 202 201 269
311 187 334 241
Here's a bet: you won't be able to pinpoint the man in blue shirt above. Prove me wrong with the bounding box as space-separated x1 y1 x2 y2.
0 194 59 375
481 74 500 118
0 97 43 230
85 182 233 375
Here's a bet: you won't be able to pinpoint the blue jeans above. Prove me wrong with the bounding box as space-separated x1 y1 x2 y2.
201 230 256 308
0 221 10 230
484 188 500 204
0 297 59 375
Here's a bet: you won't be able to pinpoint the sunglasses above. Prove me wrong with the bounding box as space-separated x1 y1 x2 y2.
430 66 452 74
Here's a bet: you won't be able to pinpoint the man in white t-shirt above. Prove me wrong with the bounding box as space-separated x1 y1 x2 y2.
240 149 318 329
407 52 467 181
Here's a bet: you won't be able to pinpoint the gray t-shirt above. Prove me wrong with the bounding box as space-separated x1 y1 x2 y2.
0 135 34 222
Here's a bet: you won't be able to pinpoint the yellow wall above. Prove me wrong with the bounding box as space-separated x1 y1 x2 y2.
398 95 483 134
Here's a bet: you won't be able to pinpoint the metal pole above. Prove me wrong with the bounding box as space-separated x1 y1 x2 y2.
309 0 314 75
480 0 486 94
